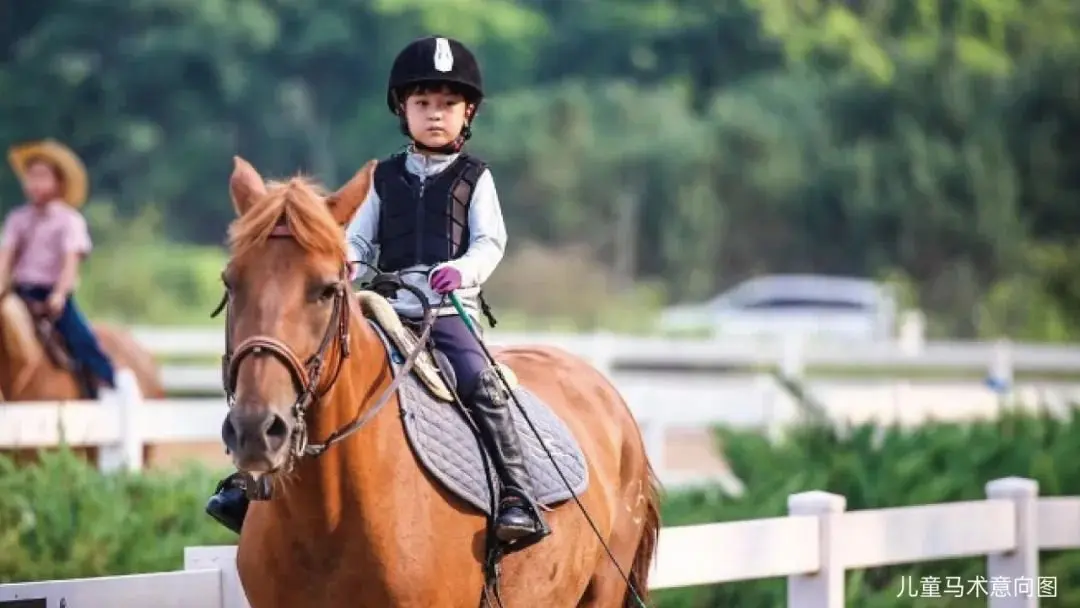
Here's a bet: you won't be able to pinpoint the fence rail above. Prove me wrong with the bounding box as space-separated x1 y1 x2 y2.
0 477 1073 607
0 369 748 488
134 326 1080 378
4 367 1080 490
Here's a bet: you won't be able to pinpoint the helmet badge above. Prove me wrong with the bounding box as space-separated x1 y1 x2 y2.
433 37 454 72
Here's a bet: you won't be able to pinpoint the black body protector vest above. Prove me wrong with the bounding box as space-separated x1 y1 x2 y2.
374 151 497 326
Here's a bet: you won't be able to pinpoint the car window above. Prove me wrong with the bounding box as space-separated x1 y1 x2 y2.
741 297 869 311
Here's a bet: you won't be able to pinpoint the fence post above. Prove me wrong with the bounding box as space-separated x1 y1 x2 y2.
97 368 144 473
986 477 1039 608
186 546 250 608
986 339 1014 395
757 373 784 442
780 334 805 381
788 490 846 608
897 309 925 356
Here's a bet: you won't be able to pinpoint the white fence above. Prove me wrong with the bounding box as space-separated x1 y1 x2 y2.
127 326 1080 477
137 326 1080 393
1 477 1075 607
7 327 1080 493
0 369 747 489
125 327 1080 471
4 364 1080 489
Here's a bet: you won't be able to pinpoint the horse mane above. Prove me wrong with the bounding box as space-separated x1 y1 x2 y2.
227 175 346 260
0 293 43 366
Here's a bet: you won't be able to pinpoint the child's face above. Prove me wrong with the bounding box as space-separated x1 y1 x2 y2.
22 160 61 205
404 87 470 150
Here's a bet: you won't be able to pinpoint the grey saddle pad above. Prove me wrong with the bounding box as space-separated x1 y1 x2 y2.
368 320 589 515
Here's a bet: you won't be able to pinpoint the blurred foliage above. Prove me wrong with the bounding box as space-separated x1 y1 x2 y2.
0 0 1078 335
77 205 228 325
0 449 233 582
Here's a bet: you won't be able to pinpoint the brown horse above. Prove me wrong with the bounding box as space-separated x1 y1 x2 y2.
0 290 165 465
221 156 661 608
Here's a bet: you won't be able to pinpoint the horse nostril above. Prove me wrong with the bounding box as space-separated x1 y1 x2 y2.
221 417 239 454
265 413 289 451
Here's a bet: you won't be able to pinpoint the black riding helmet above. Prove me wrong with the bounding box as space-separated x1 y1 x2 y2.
387 36 484 152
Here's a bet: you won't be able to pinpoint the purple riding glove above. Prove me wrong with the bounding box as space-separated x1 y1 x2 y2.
429 266 463 294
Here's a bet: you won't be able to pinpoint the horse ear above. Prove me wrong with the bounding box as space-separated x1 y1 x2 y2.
229 156 267 216
327 159 377 226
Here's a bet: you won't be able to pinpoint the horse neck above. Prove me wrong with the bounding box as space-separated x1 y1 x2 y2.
309 306 392 438
274 303 398 533
0 349 42 402
0 326 37 400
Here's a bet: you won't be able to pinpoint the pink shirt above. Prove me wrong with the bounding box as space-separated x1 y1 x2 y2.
0 200 92 286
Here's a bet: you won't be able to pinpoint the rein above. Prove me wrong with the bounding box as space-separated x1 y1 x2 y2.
212 223 435 499
304 314 433 457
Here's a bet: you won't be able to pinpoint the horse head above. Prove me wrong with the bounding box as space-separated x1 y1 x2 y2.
219 156 375 476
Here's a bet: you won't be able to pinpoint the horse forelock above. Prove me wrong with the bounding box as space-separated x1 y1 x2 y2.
227 176 346 263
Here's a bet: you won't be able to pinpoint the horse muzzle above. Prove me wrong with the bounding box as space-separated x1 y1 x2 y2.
222 406 293 473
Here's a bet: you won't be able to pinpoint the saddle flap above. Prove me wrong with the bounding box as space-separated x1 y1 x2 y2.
365 320 589 518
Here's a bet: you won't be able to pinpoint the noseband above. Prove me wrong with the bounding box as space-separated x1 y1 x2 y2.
213 224 351 469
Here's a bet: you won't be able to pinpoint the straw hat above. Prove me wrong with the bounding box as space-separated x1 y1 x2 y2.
7 139 89 208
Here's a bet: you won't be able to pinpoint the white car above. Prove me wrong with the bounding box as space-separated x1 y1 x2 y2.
658 274 897 342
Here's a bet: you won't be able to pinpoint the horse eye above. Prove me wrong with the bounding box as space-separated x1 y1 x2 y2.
318 284 339 302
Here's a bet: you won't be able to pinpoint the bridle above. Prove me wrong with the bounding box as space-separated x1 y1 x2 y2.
212 222 435 500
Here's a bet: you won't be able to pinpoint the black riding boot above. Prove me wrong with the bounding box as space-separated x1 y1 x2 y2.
469 367 550 545
205 472 249 534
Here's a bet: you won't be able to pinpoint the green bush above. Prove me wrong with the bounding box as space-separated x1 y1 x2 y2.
655 407 1080 607
77 205 228 326
0 450 233 583
4 410 1080 608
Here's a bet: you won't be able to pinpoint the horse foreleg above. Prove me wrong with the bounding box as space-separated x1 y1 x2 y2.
576 567 636 608
577 480 661 608
574 529 649 608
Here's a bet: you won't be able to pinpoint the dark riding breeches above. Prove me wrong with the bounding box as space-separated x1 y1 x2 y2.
429 315 487 397
14 284 116 388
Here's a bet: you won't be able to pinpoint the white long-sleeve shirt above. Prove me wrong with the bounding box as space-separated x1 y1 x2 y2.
345 150 507 322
